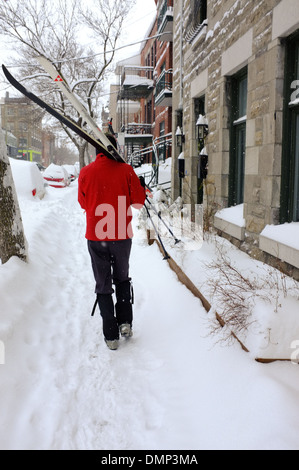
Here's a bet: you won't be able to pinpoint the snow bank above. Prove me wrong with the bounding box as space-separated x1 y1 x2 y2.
164 233 299 361
1 168 299 449
158 158 172 186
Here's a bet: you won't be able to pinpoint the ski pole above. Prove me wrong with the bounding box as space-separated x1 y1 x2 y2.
146 196 181 245
144 203 170 260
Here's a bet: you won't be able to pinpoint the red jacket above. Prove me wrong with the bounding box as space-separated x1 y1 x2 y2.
78 154 146 241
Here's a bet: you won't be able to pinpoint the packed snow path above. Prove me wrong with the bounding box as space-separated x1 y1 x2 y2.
1 184 299 450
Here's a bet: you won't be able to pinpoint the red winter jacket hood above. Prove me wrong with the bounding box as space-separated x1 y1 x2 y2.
78 154 146 241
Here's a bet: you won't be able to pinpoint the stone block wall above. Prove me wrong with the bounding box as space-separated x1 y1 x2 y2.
172 0 296 246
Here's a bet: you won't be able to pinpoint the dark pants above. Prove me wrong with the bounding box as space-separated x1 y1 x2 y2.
88 239 133 341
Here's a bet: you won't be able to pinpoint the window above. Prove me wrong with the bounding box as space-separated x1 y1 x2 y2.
151 43 157 69
281 32 299 223
146 100 152 125
7 107 15 116
19 105 29 117
193 0 207 25
159 121 166 161
7 122 15 133
186 0 207 42
229 68 248 206
146 54 152 79
194 96 206 204
19 121 28 132
19 138 27 147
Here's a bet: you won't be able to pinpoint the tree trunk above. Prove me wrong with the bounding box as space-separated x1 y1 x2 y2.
79 145 85 170
78 141 91 170
0 129 28 264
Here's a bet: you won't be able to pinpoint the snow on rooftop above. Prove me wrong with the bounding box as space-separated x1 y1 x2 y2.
123 75 154 87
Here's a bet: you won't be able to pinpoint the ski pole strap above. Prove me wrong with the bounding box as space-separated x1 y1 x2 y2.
144 203 170 260
146 196 180 244
130 281 134 305
91 298 98 317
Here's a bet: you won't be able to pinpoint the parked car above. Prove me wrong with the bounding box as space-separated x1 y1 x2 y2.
43 163 70 188
9 158 47 200
35 163 46 173
63 164 78 183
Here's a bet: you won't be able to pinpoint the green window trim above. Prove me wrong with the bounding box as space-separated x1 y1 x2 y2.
229 68 248 207
281 32 299 223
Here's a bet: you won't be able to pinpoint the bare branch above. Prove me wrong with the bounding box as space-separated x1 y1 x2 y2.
0 0 135 168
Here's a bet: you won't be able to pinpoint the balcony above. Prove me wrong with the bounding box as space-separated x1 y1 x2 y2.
118 66 154 101
157 1 173 42
123 123 153 147
155 70 173 107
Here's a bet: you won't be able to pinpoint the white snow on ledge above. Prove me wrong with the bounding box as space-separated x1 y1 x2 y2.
261 222 299 251
214 204 245 241
215 204 245 227
260 222 299 269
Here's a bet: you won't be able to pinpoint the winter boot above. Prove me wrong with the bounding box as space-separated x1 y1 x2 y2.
97 294 119 344
115 280 133 329
120 323 133 338
105 339 119 351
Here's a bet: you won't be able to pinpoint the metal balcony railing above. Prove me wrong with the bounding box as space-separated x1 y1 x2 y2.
118 66 154 101
157 0 173 32
123 123 153 135
156 70 172 96
155 70 173 107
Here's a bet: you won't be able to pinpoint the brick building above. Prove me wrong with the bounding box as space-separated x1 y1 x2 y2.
171 0 299 278
141 0 173 162
112 0 173 167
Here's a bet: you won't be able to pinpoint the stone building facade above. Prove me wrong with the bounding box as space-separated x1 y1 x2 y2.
1 92 43 162
171 0 299 278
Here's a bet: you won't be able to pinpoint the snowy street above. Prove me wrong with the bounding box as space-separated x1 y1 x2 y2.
1 183 299 450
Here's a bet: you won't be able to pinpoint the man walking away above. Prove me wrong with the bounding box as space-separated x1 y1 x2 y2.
78 138 146 350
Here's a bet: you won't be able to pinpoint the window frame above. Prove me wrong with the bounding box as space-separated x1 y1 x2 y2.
192 0 207 26
229 67 248 207
194 96 206 204
281 32 299 223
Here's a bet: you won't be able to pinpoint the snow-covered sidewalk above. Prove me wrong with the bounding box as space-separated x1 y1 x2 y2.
1 183 299 450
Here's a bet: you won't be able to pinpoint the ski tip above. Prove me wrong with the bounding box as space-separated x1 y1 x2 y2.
2 64 14 81
2 64 12 82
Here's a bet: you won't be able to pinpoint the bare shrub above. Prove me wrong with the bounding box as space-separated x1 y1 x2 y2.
206 243 270 342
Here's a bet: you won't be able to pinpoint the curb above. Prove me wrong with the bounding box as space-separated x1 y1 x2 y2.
152 236 297 365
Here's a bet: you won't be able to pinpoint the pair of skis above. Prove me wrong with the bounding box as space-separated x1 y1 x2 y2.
2 57 181 260
2 56 124 163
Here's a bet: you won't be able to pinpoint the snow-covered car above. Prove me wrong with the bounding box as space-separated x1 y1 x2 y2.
9 158 46 200
43 163 70 188
63 164 78 183
35 163 46 173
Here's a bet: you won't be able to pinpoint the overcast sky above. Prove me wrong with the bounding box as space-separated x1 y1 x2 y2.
0 0 157 106
116 0 157 61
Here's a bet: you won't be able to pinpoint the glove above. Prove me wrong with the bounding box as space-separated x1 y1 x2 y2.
139 176 146 188
146 187 153 199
